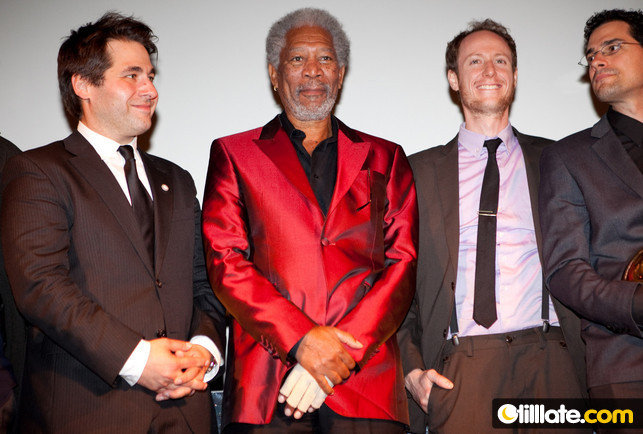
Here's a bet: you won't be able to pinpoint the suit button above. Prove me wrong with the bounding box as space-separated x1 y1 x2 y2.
505 335 513 343
321 238 330 246
157 329 167 338
156 280 163 288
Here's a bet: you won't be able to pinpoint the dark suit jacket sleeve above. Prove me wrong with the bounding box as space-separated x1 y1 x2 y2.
190 197 226 355
397 295 426 375
0 138 19 403
396 143 456 379
1 153 143 384
539 144 642 338
0 136 26 378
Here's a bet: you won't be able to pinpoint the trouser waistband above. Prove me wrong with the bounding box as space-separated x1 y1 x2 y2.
444 326 564 356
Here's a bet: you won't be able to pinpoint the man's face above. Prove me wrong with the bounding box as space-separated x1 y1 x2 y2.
447 30 517 118
586 20 643 108
269 25 345 122
75 39 158 144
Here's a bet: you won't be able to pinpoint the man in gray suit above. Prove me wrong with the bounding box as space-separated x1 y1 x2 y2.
1 13 225 433
398 19 588 433
539 9 643 410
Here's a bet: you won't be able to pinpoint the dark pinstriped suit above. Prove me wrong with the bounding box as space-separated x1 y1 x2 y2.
1 131 225 433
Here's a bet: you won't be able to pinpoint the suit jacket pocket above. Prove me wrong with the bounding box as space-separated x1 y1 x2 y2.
346 169 386 216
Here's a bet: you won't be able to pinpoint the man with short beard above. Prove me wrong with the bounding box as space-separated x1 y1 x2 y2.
397 19 589 433
539 9 643 414
202 7 417 434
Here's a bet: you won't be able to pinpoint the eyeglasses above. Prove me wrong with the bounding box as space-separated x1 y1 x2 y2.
578 41 640 67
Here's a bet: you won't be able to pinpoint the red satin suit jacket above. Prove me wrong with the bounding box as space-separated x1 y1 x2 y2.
202 115 417 427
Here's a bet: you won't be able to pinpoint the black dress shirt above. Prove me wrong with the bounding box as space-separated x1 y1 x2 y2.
607 107 643 174
279 112 338 216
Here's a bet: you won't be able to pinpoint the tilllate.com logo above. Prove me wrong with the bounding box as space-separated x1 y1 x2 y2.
497 404 519 424
492 399 643 429
497 403 585 425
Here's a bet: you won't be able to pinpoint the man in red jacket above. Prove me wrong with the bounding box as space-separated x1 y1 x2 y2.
202 7 417 434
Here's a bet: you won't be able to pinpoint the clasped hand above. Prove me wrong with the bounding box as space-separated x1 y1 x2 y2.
136 338 212 401
278 363 333 419
278 326 363 418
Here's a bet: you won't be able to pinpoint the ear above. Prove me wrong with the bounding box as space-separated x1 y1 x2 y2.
513 67 518 87
338 65 346 90
71 74 91 100
447 69 459 92
268 64 278 89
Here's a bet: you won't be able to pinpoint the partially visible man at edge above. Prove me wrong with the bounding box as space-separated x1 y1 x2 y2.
0 135 20 433
539 9 643 429
202 7 417 434
398 19 589 433
1 12 225 433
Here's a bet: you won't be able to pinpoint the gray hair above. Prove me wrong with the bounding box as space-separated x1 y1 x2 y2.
266 8 350 69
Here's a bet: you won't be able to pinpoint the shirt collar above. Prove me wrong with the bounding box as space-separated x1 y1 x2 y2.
278 112 339 144
457 122 516 157
77 121 138 155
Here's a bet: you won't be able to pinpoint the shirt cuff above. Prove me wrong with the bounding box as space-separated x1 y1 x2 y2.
190 335 223 382
119 339 150 386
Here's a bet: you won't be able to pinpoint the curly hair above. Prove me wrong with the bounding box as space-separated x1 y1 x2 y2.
58 11 158 120
583 9 643 51
266 8 350 69
445 19 517 74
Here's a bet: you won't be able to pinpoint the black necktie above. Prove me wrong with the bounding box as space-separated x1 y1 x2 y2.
473 138 502 328
118 145 154 263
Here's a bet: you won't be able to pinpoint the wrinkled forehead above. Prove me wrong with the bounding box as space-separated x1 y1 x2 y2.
282 25 336 54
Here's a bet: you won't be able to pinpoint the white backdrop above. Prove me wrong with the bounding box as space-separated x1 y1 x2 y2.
1 0 640 200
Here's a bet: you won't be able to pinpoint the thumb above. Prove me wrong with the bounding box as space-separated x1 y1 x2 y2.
429 370 454 390
332 328 363 349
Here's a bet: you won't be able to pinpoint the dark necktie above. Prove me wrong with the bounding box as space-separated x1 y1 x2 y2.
473 138 502 328
118 145 154 263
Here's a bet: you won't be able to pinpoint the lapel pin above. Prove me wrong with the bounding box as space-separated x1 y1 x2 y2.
161 184 169 192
